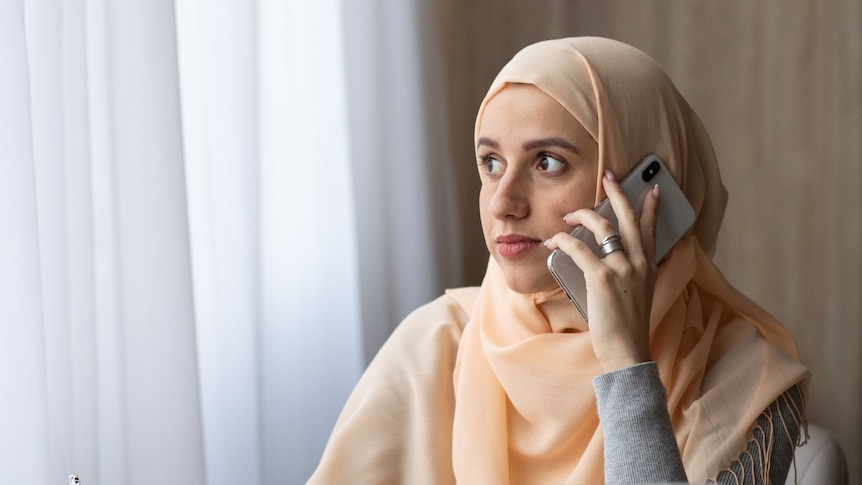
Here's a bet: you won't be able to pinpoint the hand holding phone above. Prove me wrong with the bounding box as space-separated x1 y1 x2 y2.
547 155 695 321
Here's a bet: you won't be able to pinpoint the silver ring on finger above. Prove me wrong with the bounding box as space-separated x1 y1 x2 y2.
599 233 625 258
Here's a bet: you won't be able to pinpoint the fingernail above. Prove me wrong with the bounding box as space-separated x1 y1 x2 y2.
543 239 553 247
604 169 616 182
563 213 572 222
652 184 661 198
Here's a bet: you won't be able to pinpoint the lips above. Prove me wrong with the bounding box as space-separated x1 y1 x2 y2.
496 234 542 259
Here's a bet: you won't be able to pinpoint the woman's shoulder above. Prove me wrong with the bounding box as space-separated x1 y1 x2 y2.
394 287 478 338
363 289 478 388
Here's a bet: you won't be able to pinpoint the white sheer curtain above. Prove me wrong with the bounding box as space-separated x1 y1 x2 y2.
176 0 366 482
175 1 263 483
1 0 460 483
339 0 463 362
177 0 462 482
2 0 204 483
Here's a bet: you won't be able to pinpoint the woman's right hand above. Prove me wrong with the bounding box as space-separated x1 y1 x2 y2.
545 169 661 372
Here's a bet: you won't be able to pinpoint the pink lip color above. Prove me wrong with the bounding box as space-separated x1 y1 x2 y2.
496 234 542 259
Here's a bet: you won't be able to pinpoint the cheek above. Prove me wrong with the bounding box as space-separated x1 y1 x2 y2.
478 187 494 237
562 175 598 212
549 184 594 218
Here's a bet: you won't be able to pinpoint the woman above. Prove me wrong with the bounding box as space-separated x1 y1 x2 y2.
308 37 809 484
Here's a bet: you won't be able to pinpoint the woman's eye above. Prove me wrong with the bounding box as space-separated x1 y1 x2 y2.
538 154 565 172
481 157 504 175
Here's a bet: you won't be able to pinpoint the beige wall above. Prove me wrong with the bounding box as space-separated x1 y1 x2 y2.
434 1 861 481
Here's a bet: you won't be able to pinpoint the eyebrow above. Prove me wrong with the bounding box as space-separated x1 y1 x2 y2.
476 136 579 153
522 137 579 153
476 137 499 150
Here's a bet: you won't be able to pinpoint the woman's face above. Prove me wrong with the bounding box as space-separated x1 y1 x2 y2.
477 84 598 294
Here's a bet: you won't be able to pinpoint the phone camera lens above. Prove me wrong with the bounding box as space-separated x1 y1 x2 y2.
642 160 661 182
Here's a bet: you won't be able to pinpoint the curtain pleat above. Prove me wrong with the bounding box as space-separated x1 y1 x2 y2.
342 0 463 366
256 1 363 481
62 0 99 482
96 1 206 482
0 3 52 482
175 1 262 484
26 0 81 482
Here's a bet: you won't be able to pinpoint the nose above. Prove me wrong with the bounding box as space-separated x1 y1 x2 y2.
488 171 529 220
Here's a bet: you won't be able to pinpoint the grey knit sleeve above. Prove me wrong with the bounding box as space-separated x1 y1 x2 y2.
593 362 688 484
593 362 805 485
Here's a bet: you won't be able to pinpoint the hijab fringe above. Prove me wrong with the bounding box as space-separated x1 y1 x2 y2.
786 382 810 485
707 382 808 484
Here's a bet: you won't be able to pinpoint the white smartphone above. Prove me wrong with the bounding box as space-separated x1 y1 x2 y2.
546 154 695 321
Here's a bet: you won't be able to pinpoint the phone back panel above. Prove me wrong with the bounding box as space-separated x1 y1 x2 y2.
547 155 695 320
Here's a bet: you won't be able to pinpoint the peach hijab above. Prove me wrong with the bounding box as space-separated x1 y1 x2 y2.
448 37 809 483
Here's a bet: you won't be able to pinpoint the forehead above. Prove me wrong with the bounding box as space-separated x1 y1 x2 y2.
477 84 590 146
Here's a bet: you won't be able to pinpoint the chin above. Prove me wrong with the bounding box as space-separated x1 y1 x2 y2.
502 268 559 295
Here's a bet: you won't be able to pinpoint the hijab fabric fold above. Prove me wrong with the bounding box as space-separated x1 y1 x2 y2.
450 37 808 484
